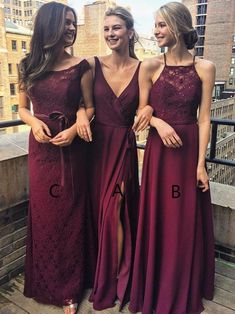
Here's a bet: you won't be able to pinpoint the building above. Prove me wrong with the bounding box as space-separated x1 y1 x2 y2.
3 0 67 28
0 3 31 132
207 97 235 185
182 0 235 99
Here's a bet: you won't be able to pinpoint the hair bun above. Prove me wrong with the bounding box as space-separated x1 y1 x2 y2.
183 29 198 49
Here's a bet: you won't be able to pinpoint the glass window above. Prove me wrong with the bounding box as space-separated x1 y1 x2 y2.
11 40 17 51
8 63 12 74
196 47 204 56
196 26 206 35
197 4 207 15
10 83 16 95
196 15 206 25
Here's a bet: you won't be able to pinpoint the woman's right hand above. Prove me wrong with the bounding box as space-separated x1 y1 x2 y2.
31 118 51 143
76 108 92 142
152 117 183 148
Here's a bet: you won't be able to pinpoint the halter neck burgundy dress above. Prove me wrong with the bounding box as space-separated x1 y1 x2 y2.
88 57 140 310
24 60 91 307
129 54 215 314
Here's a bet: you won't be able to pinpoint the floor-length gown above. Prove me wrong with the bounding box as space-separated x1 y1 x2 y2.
88 57 140 310
24 60 91 306
129 54 215 314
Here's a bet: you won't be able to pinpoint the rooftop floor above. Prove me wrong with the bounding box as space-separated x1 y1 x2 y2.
0 260 234 314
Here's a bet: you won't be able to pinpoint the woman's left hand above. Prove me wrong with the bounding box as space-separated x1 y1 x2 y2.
197 166 209 192
50 128 76 147
132 105 153 132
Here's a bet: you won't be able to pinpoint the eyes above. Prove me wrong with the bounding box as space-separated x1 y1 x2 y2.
65 19 76 28
104 25 123 32
155 22 167 29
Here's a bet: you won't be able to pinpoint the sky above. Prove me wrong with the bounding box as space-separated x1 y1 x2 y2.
68 0 180 36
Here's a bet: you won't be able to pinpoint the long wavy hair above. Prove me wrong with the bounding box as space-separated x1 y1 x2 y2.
105 6 139 59
19 1 77 92
157 2 198 50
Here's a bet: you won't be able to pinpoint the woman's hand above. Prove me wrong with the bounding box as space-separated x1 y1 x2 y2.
50 128 76 147
197 166 209 192
132 105 153 132
152 118 183 148
31 118 51 143
76 108 92 142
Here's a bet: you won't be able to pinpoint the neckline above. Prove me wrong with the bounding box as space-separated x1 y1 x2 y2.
96 57 140 99
48 59 86 73
164 53 195 67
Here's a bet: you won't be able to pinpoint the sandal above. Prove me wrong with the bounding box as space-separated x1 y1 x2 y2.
63 303 78 314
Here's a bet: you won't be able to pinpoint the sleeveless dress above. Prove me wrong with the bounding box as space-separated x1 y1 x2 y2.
88 57 140 310
129 54 215 314
24 60 91 307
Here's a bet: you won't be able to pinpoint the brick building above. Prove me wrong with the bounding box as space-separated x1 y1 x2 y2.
3 0 67 28
182 0 235 99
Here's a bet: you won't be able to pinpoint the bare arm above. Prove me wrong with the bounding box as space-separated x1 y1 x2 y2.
77 58 95 142
133 61 153 132
196 60 216 191
19 89 51 143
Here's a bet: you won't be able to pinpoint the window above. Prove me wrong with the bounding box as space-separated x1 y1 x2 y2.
12 104 19 112
232 58 235 64
10 83 16 95
0 96 3 118
196 47 204 56
233 35 235 42
8 63 12 74
198 0 207 3
197 4 207 15
12 40 17 51
22 41 26 50
232 46 235 54
196 26 205 35
230 68 234 75
196 15 206 25
197 36 205 46
229 78 233 85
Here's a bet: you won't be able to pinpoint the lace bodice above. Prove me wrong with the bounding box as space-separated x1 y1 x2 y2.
150 55 202 125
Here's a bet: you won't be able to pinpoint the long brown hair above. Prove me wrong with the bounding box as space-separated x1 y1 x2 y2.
105 6 139 59
19 1 77 92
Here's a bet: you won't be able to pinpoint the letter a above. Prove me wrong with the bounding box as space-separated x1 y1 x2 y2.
112 183 124 198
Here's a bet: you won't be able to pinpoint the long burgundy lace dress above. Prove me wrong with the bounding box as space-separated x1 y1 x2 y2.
24 60 91 307
129 54 215 314
88 57 140 310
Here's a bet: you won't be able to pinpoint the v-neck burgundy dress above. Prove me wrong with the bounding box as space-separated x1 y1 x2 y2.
129 55 215 314
88 57 140 310
24 60 91 307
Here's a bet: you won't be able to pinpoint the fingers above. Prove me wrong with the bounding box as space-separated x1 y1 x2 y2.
77 124 92 142
132 116 141 132
197 179 209 192
162 133 183 148
42 123 52 137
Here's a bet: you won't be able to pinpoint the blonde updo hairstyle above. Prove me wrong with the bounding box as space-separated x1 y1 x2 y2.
157 2 198 50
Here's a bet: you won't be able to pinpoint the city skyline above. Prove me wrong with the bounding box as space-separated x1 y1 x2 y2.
68 0 180 35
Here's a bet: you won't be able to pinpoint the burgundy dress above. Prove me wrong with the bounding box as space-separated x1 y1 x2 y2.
24 60 91 306
88 57 140 310
129 55 215 314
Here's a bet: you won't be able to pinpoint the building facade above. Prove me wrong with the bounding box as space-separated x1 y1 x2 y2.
182 0 235 98
3 0 67 28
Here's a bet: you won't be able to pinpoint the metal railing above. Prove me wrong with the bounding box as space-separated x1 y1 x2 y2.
0 118 235 167
136 118 235 167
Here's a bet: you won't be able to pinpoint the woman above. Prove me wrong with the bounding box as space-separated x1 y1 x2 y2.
77 6 151 311
18 2 94 313
129 2 215 314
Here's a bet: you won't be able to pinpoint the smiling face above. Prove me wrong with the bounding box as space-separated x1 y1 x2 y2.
154 13 176 48
63 10 76 47
103 15 133 51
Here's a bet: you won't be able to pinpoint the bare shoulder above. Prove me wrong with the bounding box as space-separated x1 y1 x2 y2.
195 58 216 78
86 56 96 70
141 55 163 75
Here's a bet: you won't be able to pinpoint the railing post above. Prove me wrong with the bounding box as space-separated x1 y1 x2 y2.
210 122 218 160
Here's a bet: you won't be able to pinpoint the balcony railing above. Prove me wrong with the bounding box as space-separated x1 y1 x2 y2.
0 118 235 167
